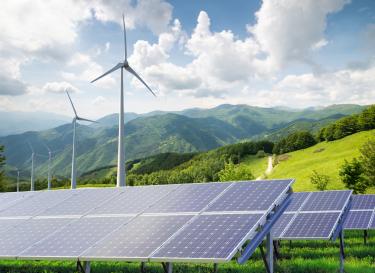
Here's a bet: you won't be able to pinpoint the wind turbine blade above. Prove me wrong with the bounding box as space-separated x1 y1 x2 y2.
27 141 34 153
66 90 78 117
91 63 123 83
42 142 51 153
123 13 127 60
125 66 157 97
77 117 98 123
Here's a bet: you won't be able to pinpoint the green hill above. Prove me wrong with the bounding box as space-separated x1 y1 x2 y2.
269 130 375 193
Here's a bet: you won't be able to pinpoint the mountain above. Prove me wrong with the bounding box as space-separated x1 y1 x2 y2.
0 111 71 136
0 104 366 178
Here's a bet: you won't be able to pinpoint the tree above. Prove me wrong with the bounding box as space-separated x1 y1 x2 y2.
0 145 6 192
339 158 368 194
273 131 317 154
310 170 330 191
218 161 255 182
358 105 375 130
360 139 375 188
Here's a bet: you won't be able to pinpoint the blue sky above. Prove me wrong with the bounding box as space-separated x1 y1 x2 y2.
0 0 374 119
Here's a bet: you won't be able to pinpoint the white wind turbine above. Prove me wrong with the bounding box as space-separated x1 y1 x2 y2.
66 90 97 189
42 143 52 190
91 14 156 187
27 142 35 191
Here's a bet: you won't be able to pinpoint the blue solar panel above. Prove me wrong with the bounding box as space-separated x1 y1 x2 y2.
350 195 375 210
145 183 230 213
0 218 26 234
206 180 292 212
282 212 340 239
300 191 351 211
0 190 74 217
39 188 119 217
0 218 73 258
0 191 38 211
152 214 263 261
19 216 132 259
271 213 294 238
344 211 373 230
285 192 310 212
91 185 178 215
81 215 192 260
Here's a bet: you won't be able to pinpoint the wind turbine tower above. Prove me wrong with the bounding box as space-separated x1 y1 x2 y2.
91 14 156 187
43 143 52 190
27 142 35 191
66 90 97 189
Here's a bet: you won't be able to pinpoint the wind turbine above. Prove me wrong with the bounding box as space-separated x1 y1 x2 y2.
43 143 52 190
66 90 97 189
16 168 20 192
91 14 156 187
27 142 35 191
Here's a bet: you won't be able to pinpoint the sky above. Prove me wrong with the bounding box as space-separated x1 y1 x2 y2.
0 0 374 119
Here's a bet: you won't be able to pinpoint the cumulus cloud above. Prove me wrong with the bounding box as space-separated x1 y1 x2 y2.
249 0 350 72
41 81 79 94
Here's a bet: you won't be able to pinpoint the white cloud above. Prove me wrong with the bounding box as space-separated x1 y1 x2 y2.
250 0 350 72
0 75 27 96
41 81 79 94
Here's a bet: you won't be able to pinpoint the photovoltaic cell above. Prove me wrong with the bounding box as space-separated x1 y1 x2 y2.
0 218 73 257
145 183 230 213
285 192 310 212
206 180 292 212
271 213 294 238
0 218 26 234
81 215 192 260
0 191 38 211
152 214 263 261
39 188 120 217
350 195 375 210
282 212 340 239
19 216 132 259
0 190 74 217
90 185 178 215
344 211 373 229
300 191 351 211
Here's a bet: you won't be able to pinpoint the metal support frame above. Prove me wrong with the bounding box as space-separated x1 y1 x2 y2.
238 194 291 265
266 232 273 273
76 261 90 273
141 262 146 273
339 231 345 273
213 263 218 273
259 243 271 273
364 230 368 245
332 197 351 241
162 262 173 273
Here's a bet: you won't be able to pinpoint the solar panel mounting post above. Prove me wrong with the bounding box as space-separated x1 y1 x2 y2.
339 231 344 273
364 230 367 245
266 232 273 273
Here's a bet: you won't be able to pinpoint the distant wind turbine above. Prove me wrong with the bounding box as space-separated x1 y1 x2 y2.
16 168 20 192
66 90 97 189
43 143 52 190
27 142 35 191
91 13 156 187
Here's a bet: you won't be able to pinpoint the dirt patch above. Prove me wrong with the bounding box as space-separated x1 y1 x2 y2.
313 148 325 153
278 154 291 161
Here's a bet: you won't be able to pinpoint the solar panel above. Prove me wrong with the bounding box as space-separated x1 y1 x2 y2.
81 215 193 261
300 191 351 211
271 213 294 238
370 213 375 229
0 218 73 258
39 188 120 217
0 191 38 211
0 218 26 234
0 190 74 218
282 212 341 239
285 192 310 212
152 214 263 262
344 211 373 230
274 190 352 240
145 183 230 213
206 180 292 212
350 195 375 210
19 216 132 259
89 185 179 216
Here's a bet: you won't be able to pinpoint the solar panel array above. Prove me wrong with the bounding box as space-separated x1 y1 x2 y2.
343 194 375 230
272 191 352 240
0 179 293 263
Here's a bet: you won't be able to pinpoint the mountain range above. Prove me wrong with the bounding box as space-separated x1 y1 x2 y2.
0 103 365 178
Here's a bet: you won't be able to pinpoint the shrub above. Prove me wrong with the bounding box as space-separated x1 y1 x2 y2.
256 150 266 158
310 170 330 191
360 139 375 188
218 161 255 182
339 158 367 194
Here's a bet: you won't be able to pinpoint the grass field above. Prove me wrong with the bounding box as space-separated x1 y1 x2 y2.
0 231 373 273
239 155 269 178
268 130 375 193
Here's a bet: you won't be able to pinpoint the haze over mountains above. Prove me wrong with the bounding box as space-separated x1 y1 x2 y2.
0 104 365 178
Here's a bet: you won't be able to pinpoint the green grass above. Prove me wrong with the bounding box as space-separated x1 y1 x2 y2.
269 130 375 193
239 155 268 178
0 231 373 273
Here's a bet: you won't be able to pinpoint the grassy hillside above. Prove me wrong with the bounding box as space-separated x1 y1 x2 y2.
269 130 375 192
